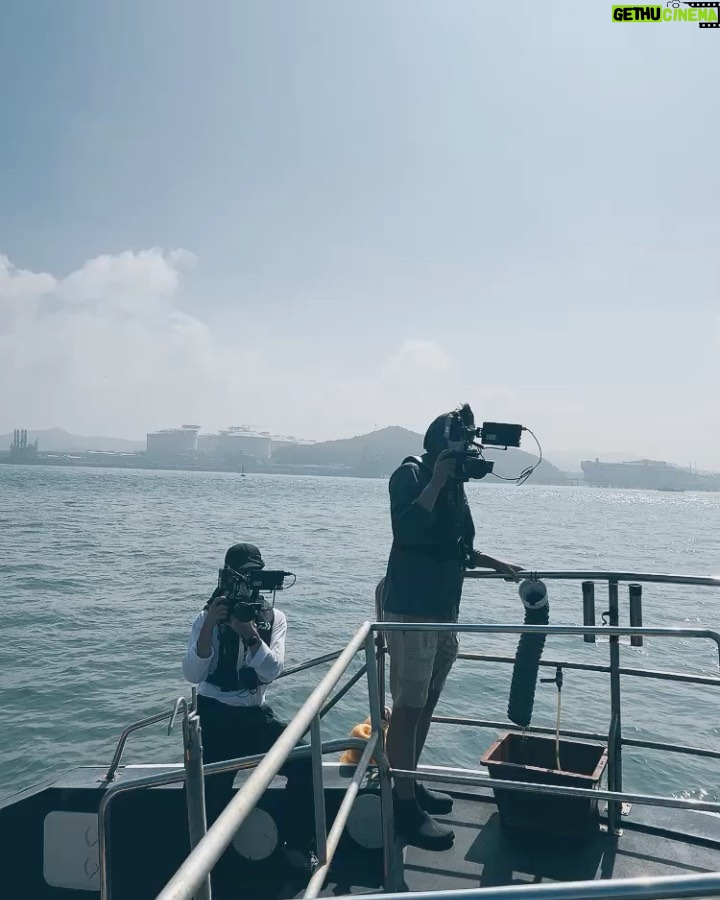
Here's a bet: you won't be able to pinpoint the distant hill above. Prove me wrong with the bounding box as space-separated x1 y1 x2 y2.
271 426 566 482
2 425 567 482
0 428 145 453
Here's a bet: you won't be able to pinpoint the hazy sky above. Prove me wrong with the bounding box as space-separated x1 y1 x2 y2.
1 2 718 466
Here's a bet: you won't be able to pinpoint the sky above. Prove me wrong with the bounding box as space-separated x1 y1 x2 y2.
0 1 718 467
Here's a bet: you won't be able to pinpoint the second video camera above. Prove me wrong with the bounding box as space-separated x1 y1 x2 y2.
218 566 292 621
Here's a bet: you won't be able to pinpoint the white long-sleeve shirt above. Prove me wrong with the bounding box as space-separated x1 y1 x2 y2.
182 608 287 707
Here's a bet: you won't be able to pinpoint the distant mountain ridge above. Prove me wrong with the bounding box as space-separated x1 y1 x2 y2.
0 428 145 453
2 425 567 481
271 425 565 481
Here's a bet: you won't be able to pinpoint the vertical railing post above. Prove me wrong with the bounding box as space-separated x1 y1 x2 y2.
629 584 643 647
607 579 623 833
582 581 596 643
310 715 328 864
99 795 112 900
374 579 387 715
183 713 211 900
365 631 401 893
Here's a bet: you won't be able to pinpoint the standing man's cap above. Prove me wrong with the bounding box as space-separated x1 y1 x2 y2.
224 543 265 571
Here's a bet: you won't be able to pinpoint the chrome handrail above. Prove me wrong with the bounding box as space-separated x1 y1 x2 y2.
376 619 720 832
461 569 720 830
391 764 720 814
347 871 720 900
154 621 399 900
100 737 373 900
103 708 176 783
465 570 720 587
375 622 720 664
103 689 197 783
455 651 720 687
104 569 720 900
102 573 720 781
304 731 379 898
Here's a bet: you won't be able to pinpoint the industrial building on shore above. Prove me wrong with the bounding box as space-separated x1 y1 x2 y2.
144 425 305 464
9 429 38 461
145 426 200 459
2 424 312 472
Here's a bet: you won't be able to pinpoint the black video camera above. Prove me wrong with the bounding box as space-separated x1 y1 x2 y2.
217 566 292 622
444 407 524 482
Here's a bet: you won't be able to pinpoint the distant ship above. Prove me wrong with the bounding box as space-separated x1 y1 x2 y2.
581 458 720 492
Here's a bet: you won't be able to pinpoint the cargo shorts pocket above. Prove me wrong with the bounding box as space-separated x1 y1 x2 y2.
430 631 459 693
387 626 439 709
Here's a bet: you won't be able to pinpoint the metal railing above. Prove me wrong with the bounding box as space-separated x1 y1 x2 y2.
365 623 720 898
390 763 720 814
99 736 374 900
377 618 720 831
153 622 398 900
347 871 720 900
461 569 720 832
149 626 719 899
464 570 720 587
99 653 376 899
98 569 720 900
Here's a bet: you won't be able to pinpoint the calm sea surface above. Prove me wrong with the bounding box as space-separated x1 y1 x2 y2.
1 466 719 802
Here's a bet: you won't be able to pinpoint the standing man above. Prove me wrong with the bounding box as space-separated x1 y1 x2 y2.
381 405 523 851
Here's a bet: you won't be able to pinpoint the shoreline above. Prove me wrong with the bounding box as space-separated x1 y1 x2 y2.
0 455 579 485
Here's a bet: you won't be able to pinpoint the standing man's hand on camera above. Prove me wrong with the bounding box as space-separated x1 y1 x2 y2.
418 450 456 512
431 449 456 489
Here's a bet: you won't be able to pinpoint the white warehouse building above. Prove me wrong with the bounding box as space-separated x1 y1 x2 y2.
197 426 272 460
146 426 200 458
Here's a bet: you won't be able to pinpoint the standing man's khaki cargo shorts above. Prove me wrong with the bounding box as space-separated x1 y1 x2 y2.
376 579 459 710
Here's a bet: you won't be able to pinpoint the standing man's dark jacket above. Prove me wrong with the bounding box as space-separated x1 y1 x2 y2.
382 455 475 621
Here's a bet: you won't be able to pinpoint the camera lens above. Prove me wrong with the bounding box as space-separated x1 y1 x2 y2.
466 457 493 480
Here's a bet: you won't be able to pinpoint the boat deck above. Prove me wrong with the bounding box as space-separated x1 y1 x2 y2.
290 781 720 898
404 790 719 894
5 572 720 899
2 765 720 899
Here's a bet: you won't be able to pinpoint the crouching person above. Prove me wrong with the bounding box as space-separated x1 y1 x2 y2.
182 542 318 873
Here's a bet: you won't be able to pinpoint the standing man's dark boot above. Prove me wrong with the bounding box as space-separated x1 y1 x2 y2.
393 795 455 851
416 782 453 815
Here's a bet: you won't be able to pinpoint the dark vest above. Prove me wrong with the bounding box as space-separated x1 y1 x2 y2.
204 600 275 693
394 456 466 562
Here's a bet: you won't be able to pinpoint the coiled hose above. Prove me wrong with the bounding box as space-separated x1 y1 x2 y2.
507 579 549 728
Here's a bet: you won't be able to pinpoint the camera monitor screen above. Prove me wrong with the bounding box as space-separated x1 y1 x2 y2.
480 422 523 448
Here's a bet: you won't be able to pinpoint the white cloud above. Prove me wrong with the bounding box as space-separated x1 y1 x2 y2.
57 248 196 311
1 248 716 467
0 255 57 335
0 255 57 303
382 339 452 380
0 248 521 444
0 248 248 435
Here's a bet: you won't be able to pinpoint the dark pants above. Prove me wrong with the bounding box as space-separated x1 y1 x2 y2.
197 694 315 852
